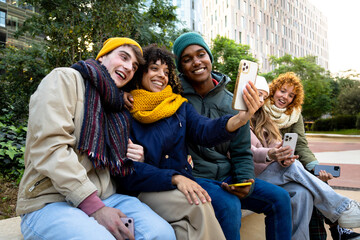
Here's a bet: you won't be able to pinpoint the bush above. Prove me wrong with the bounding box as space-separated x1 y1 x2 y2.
0 111 27 183
356 114 360 130
312 118 332 131
332 115 356 130
313 115 356 131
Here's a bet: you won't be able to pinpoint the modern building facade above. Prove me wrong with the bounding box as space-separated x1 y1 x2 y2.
177 0 329 73
0 0 39 48
172 0 203 33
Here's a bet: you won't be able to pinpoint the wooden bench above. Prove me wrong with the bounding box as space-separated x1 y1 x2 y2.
0 211 265 240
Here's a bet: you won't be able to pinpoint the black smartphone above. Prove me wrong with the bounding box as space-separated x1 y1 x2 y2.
314 165 340 178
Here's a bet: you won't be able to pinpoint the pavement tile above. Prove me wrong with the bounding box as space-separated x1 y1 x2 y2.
307 135 360 190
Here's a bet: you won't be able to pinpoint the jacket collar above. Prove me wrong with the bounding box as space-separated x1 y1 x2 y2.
180 71 231 97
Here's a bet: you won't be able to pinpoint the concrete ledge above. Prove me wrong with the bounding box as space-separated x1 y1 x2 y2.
0 217 23 240
240 212 266 239
0 212 265 240
306 133 360 139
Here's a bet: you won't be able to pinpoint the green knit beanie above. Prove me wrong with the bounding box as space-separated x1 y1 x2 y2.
173 32 213 72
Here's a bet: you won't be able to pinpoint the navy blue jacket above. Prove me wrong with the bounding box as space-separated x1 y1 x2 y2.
118 102 236 193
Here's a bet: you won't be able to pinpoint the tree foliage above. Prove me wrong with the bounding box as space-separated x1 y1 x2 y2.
335 79 360 115
0 44 47 122
264 54 333 120
18 0 180 67
2 0 182 122
211 35 257 92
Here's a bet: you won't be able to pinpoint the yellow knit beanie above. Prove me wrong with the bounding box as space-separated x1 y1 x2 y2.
96 37 143 60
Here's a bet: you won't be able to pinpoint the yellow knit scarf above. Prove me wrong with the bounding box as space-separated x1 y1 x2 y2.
130 85 188 124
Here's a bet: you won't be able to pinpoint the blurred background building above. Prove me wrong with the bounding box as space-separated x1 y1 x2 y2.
0 0 39 48
173 0 329 73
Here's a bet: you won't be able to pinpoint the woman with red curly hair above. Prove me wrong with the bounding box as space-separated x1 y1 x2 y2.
264 72 312 170
263 72 360 239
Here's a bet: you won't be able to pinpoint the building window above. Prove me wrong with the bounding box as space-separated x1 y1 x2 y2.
239 31 242 43
258 10 262 21
225 15 227 27
0 11 5 28
7 15 19 31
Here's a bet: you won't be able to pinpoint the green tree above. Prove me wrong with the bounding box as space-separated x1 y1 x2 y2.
335 79 360 115
264 54 333 120
2 0 181 121
211 35 257 92
0 44 47 123
18 0 180 67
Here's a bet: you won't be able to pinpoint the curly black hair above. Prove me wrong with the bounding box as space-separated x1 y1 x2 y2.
126 44 183 94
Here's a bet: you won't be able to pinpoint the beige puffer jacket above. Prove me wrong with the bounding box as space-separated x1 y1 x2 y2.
16 68 116 215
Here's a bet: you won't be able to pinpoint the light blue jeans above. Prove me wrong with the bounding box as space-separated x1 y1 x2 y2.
21 193 176 240
258 160 351 239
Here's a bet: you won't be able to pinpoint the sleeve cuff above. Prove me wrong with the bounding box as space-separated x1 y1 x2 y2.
305 160 319 171
78 191 105 216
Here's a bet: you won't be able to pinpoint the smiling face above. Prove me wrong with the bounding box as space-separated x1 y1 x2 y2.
180 45 212 84
273 84 296 109
98 45 139 88
141 60 169 92
258 90 269 107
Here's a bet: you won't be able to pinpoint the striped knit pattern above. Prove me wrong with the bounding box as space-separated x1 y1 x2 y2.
71 59 133 176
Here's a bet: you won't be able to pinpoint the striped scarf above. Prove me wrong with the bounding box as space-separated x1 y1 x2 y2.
130 85 188 124
71 59 133 176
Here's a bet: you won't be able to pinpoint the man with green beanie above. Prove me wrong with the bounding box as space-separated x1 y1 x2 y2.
16 37 175 240
173 32 292 240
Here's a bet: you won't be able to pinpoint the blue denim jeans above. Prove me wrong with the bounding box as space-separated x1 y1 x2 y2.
196 177 292 240
21 193 175 240
258 160 351 239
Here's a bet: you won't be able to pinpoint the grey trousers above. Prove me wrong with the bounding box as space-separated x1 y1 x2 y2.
258 160 350 240
138 189 226 240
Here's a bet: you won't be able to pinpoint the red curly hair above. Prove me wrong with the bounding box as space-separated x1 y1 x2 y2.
268 72 304 115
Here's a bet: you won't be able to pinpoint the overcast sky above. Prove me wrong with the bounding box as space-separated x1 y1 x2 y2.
309 0 360 74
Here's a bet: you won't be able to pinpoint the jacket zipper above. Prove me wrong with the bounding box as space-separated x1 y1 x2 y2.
175 113 182 127
28 178 47 192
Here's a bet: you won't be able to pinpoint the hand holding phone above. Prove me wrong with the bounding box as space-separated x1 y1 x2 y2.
314 165 340 178
232 60 259 111
121 217 135 236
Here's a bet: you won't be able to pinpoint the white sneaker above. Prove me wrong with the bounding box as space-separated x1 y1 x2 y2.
338 200 360 228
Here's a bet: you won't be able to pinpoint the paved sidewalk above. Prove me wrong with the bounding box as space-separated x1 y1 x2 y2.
306 134 360 189
306 134 360 238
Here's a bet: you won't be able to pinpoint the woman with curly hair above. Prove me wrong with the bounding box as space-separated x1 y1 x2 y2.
115 44 261 240
250 76 360 240
262 72 360 236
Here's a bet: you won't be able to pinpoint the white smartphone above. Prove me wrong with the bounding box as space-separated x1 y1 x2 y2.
232 60 259 111
121 217 134 235
314 165 340 177
282 133 298 157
